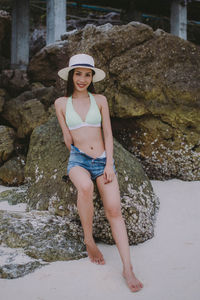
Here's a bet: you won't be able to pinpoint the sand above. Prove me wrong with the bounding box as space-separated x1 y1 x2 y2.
0 179 200 300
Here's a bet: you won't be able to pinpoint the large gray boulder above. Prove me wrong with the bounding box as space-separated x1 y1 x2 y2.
2 86 55 138
0 209 86 262
28 22 200 180
0 207 86 279
25 114 159 245
0 185 86 279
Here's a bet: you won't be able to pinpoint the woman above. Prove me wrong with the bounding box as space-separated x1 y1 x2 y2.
55 54 143 292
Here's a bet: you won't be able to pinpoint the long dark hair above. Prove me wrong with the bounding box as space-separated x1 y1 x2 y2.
65 69 96 97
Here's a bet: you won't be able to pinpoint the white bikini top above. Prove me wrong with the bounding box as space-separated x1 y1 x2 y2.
65 92 101 130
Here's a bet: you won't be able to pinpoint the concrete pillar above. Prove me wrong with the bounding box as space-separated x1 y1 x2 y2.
170 0 187 40
11 0 29 70
46 0 66 45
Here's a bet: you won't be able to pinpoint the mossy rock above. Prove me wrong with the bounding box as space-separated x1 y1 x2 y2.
25 115 159 245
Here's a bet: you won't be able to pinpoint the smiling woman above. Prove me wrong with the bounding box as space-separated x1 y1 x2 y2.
66 68 96 97
54 53 143 292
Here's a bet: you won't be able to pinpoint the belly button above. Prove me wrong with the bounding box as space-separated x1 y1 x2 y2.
90 146 93 150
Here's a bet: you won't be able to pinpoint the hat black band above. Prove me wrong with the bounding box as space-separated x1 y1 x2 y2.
71 63 94 68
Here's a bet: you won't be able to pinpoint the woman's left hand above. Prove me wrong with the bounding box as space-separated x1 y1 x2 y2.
103 164 115 184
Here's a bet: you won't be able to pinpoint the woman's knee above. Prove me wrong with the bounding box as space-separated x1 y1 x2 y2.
105 204 122 219
78 180 94 197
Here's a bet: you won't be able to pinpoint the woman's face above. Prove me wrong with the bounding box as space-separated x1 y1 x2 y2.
73 68 93 92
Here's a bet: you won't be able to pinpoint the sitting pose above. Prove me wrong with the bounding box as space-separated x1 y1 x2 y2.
55 53 143 292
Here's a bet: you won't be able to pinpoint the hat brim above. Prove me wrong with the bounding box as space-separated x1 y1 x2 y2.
58 65 105 82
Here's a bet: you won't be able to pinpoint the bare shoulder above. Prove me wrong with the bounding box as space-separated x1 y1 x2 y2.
54 96 68 108
93 94 107 107
54 97 69 118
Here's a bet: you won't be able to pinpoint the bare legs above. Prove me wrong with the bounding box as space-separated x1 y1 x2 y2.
96 175 143 292
69 166 105 264
69 167 143 292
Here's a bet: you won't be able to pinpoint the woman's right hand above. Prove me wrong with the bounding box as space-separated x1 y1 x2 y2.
103 164 115 184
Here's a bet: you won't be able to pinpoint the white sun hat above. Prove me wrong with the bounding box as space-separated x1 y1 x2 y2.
58 53 106 82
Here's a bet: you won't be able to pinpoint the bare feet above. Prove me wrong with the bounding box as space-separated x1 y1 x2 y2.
123 267 143 292
85 240 105 265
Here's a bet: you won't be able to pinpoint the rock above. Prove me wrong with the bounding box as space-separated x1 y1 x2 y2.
0 185 27 205
0 125 15 164
154 28 166 36
0 245 47 279
0 184 86 279
28 41 70 86
28 22 153 86
0 88 6 112
0 156 25 185
1 70 30 97
31 81 45 90
112 117 200 180
25 115 159 245
106 29 200 180
28 22 200 180
2 87 54 137
31 85 56 109
0 209 86 278
9 99 47 138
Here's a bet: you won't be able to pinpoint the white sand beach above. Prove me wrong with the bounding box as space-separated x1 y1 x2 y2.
0 179 200 300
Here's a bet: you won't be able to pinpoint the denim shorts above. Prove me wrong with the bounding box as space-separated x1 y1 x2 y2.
67 144 116 180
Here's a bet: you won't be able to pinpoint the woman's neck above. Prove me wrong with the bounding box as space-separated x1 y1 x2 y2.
72 90 89 99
